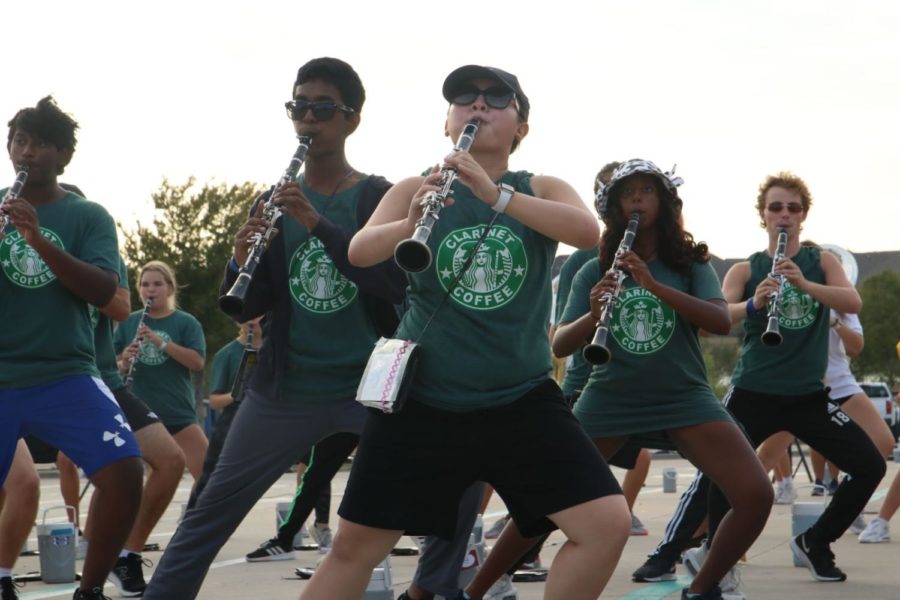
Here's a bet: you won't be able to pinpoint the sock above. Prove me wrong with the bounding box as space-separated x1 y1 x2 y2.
0 567 12 578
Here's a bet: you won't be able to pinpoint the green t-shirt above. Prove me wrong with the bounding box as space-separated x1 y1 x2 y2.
210 339 244 394
563 258 730 436
731 246 828 394
114 309 206 427
555 246 598 396
92 254 129 391
281 177 380 401
395 171 555 412
0 192 118 389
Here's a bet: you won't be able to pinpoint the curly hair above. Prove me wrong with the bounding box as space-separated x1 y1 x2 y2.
599 181 709 275
7 96 79 175
756 171 813 213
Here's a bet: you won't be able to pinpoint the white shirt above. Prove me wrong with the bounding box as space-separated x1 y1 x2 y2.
825 310 863 399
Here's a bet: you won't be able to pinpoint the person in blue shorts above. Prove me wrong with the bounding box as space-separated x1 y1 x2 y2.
0 96 143 600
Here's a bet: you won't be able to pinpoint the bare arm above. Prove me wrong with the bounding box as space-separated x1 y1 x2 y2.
796 251 862 314
722 261 754 325
348 177 426 267
833 317 864 357
100 287 131 322
208 392 234 410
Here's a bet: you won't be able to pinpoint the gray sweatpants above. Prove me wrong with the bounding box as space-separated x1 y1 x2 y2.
413 481 484 598
143 389 367 600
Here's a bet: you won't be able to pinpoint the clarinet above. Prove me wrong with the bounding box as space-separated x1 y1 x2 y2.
0 166 30 232
219 136 312 317
394 118 480 273
583 212 641 365
761 228 789 346
229 327 258 402
124 298 154 388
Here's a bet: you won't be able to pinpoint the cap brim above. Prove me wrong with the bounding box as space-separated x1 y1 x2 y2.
442 65 513 101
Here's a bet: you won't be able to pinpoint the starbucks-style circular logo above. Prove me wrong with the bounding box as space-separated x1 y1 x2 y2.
288 238 357 314
89 304 101 329
610 287 676 355
0 229 64 288
139 330 172 366
436 225 527 311
777 283 820 329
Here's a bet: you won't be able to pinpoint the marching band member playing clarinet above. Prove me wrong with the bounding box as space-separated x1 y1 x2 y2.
543 159 769 600
707 172 884 585
301 64 629 600
143 57 405 600
0 97 143 600
115 260 208 486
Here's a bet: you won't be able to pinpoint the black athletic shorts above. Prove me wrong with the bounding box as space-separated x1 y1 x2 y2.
339 379 622 539
24 434 59 464
113 386 161 433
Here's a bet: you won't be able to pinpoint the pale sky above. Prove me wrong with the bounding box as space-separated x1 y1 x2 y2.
4 0 899 259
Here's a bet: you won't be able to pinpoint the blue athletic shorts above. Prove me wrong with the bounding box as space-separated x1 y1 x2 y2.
0 375 141 485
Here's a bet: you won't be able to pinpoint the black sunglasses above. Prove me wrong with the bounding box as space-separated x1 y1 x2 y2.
765 202 804 214
284 100 355 122
449 85 517 111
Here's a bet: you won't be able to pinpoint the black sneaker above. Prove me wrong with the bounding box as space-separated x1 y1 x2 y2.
245 537 295 562
108 552 150 597
632 555 677 582
72 588 111 600
1 577 21 600
790 532 847 582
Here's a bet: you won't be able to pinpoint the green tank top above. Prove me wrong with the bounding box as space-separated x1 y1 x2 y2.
731 246 828 394
281 177 380 401
396 171 555 412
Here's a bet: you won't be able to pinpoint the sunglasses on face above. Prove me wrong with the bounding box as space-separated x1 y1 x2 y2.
284 100 355 121
765 202 804 214
449 85 517 110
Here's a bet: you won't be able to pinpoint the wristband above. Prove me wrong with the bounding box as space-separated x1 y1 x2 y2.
746 297 761 317
158 341 169 353
492 183 514 213
228 256 240 273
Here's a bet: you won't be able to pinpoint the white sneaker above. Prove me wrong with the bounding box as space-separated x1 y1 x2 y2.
485 515 510 539
774 484 797 505
858 517 890 543
849 514 867 535
309 525 333 554
721 564 746 600
682 545 707 576
484 573 518 600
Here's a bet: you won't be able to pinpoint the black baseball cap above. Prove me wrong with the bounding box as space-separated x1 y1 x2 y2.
442 65 530 121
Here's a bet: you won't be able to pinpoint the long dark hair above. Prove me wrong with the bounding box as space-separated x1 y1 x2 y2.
599 180 709 275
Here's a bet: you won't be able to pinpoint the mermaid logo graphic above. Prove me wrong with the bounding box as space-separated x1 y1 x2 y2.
435 225 527 311
610 288 676 355
139 331 172 366
288 238 357 314
776 282 820 329
0 229 64 288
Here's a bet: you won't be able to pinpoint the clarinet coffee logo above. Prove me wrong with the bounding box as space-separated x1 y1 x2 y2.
288 238 357 314
89 305 101 329
139 331 172 366
0 229 64 288
436 225 527 311
777 283 820 329
610 287 676 355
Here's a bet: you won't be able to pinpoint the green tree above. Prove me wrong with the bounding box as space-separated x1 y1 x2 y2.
854 271 900 386
120 178 265 390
